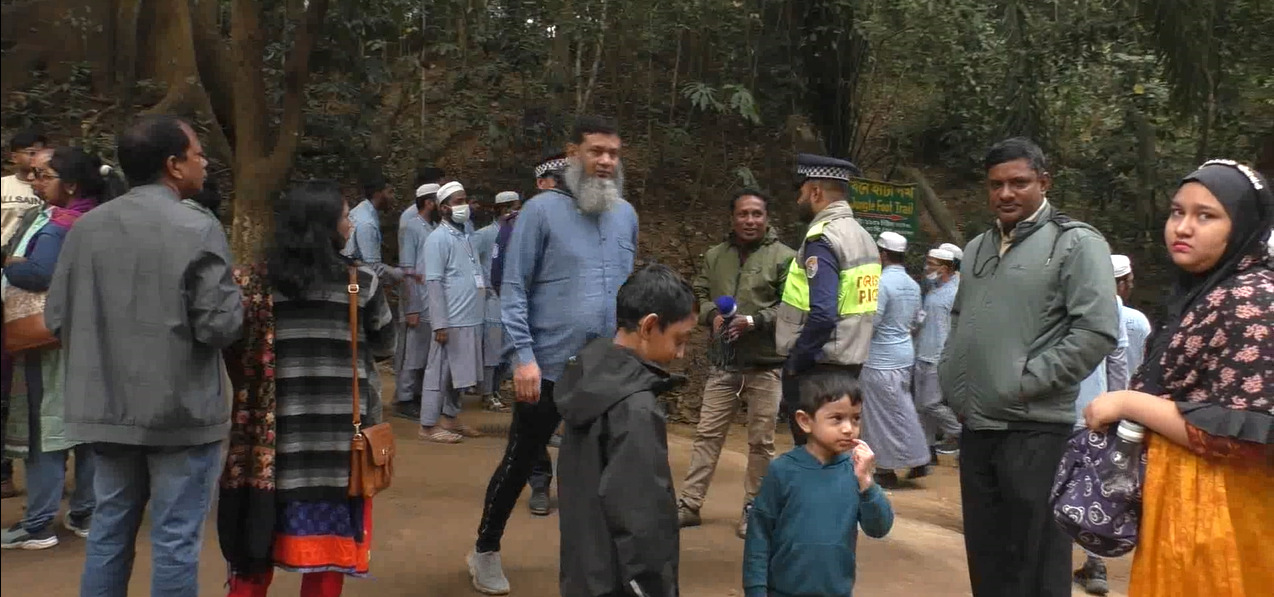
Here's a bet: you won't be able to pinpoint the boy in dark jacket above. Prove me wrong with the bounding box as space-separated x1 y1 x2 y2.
556 264 696 597
743 372 894 597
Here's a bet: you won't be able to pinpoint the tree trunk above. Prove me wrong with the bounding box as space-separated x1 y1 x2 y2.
1131 107 1157 239
112 0 143 124
579 0 608 113
228 168 273 263
225 0 330 257
900 167 963 245
136 0 232 162
1255 127 1274 181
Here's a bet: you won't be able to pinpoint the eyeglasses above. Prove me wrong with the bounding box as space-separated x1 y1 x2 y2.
32 169 60 182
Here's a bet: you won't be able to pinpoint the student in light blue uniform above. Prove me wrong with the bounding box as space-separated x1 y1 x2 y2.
1071 255 1144 596
859 231 930 486
419 181 485 444
395 167 446 408
913 247 962 456
395 183 440 419
473 191 521 413
1112 254 1152 375
343 171 403 284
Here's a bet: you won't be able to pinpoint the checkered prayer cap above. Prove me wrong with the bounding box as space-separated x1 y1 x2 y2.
535 152 568 178
796 153 862 182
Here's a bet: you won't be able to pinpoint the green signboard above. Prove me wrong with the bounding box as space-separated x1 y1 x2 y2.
849 178 919 242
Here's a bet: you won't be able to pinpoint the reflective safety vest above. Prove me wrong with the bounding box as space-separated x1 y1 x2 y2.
775 201 881 367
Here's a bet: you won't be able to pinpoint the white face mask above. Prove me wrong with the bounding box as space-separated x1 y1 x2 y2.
925 271 940 282
449 204 470 225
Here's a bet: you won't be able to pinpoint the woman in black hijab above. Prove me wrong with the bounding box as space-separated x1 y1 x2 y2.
1084 160 1273 596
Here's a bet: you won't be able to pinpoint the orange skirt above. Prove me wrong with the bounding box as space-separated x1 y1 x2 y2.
1129 434 1274 596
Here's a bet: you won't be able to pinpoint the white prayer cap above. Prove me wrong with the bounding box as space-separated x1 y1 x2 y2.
437 181 465 201
415 183 440 198
938 242 963 261
928 248 956 262
1111 254 1133 278
495 191 520 204
876 231 907 253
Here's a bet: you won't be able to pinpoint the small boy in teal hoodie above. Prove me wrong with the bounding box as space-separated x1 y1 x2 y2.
743 372 894 597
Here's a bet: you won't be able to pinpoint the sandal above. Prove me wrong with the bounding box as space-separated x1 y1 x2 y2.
483 396 510 413
418 428 463 444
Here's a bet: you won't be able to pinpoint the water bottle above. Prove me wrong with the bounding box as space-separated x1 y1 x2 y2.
1096 421 1146 498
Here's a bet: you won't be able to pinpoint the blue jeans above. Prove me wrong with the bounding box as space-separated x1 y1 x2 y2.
21 445 96 531
80 441 223 597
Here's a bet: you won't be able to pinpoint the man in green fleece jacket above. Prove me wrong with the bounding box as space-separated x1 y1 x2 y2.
938 137 1119 597
676 189 795 540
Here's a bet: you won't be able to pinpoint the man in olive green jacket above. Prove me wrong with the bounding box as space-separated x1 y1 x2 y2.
938 138 1119 597
677 190 795 540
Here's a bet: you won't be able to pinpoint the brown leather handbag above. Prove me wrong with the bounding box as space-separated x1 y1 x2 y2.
3 287 60 353
346 267 396 498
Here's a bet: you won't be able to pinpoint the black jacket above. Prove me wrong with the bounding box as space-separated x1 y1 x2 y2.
556 338 684 597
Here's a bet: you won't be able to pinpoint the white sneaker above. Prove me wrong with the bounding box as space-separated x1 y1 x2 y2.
467 550 511 595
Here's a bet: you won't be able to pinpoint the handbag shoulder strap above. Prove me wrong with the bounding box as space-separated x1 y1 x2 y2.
348 266 362 434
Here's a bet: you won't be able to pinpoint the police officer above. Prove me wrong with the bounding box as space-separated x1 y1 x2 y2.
775 154 881 444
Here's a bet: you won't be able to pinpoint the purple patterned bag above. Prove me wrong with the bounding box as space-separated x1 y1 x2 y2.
1049 428 1147 557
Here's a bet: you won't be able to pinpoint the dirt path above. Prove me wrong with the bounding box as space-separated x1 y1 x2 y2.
1 393 1130 596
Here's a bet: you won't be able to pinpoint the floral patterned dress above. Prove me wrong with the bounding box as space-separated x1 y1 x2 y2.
1128 255 1273 597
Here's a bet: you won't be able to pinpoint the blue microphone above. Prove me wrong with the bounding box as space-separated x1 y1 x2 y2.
714 296 739 342
708 296 740 366
714 295 738 319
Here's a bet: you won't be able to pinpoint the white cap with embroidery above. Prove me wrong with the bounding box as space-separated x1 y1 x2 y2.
1111 255 1132 278
876 231 907 253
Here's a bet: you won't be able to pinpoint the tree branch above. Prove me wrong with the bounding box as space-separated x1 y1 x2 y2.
229 0 270 160
190 0 236 143
267 0 330 171
112 0 143 124
580 0 608 111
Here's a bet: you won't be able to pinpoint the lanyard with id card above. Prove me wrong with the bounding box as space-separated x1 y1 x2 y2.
457 232 487 290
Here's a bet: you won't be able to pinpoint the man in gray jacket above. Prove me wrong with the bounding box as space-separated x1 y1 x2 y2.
938 137 1119 597
45 115 243 597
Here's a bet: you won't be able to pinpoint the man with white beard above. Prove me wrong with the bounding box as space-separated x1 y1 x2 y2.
467 116 639 595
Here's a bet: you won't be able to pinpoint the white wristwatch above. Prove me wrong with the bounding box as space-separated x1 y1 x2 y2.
745 315 754 329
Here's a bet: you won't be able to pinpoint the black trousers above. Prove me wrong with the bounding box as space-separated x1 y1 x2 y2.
476 379 560 553
959 427 1073 597
780 363 862 446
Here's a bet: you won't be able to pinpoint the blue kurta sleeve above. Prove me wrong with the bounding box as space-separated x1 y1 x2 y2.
405 231 428 316
5 226 64 291
787 238 840 372
399 219 418 270
353 216 403 282
500 203 546 366
490 216 516 294
423 231 450 328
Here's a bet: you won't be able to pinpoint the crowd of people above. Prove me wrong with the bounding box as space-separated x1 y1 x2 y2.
0 111 1269 597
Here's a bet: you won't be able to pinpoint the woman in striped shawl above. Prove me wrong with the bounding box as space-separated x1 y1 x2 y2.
220 181 395 597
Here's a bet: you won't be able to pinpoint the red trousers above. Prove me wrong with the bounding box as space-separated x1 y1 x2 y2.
227 569 344 597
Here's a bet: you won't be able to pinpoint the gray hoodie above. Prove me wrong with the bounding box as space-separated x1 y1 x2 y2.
556 338 684 597
938 203 1120 430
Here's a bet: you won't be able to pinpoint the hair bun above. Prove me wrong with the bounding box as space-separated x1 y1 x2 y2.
99 164 113 177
